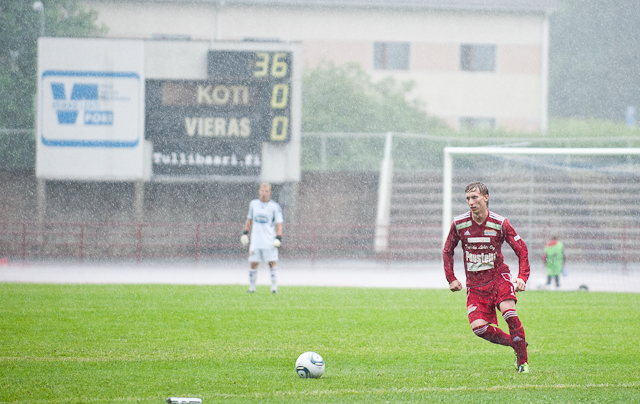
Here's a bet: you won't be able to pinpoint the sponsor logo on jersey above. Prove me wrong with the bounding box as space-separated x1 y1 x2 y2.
254 214 269 224
514 235 521 241
467 237 490 243
467 305 477 314
486 221 502 231
464 230 470 236
465 251 497 265
484 230 497 236
456 221 472 230
467 244 496 251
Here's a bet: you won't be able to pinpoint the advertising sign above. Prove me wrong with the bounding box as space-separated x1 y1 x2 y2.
41 71 141 147
151 139 261 177
36 38 145 181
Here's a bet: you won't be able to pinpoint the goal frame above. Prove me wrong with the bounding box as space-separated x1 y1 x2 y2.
442 147 640 245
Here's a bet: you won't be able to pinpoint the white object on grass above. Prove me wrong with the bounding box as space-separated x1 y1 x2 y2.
296 351 325 378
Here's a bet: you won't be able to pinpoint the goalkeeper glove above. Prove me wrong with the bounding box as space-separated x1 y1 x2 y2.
240 231 249 247
273 235 282 248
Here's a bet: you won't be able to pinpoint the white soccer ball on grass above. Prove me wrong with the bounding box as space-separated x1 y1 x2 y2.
295 351 325 378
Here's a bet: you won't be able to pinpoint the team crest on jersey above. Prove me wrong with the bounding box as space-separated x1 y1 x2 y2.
484 230 497 236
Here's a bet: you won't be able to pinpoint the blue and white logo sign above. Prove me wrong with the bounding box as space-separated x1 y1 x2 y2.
40 70 141 147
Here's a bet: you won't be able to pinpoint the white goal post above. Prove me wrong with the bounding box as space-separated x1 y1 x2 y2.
442 147 640 246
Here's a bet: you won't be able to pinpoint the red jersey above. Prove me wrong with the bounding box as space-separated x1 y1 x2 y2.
442 210 530 288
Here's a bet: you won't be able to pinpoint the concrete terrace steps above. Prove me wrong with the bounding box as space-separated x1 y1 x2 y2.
450 179 640 189
401 200 640 210
384 169 640 260
393 214 640 226
390 171 443 228
449 204 640 215
388 172 443 254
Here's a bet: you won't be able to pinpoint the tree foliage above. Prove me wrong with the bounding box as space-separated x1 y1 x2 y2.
0 0 106 128
302 62 442 133
549 0 640 121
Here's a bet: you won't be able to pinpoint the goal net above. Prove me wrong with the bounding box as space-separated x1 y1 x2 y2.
442 147 640 292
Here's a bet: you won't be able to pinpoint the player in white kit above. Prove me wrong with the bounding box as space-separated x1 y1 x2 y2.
241 182 283 293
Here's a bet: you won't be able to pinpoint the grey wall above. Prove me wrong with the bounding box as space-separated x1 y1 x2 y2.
0 170 378 226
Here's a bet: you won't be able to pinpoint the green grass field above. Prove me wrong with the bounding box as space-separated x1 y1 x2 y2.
1 283 639 403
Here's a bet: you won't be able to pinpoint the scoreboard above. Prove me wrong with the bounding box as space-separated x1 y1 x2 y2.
145 43 300 179
207 50 292 142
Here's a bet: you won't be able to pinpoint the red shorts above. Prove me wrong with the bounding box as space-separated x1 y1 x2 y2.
466 273 517 325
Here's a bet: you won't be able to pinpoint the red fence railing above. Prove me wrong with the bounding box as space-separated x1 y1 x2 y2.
0 221 637 264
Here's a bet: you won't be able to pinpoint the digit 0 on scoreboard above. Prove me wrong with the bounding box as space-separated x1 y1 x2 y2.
207 50 293 143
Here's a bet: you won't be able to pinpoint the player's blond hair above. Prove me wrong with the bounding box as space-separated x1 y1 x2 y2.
465 182 488 196
259 182 272 190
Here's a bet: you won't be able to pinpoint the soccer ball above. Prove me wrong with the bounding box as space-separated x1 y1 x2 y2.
295 351 325 378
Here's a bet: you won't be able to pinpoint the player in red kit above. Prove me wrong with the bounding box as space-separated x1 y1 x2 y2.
442 182 531 373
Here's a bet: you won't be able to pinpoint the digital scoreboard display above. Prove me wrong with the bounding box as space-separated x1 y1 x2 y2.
146 48 296 178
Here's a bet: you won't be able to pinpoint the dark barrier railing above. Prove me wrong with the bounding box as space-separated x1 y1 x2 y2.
0 221 636 264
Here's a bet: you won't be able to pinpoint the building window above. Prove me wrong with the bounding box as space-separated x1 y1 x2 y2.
460 44 495 72
374 42 410 70
459 117 495 130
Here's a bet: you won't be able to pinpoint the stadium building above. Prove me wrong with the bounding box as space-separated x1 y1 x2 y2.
84 0 555 132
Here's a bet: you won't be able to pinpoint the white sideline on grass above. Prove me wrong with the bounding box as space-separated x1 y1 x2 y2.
0 260 638 293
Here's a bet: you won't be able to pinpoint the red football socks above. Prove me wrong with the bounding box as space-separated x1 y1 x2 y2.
502 309 528 365
472 324 512 347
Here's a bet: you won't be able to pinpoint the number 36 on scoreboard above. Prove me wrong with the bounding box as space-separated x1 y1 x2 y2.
207 48 298 143
254 52 290 142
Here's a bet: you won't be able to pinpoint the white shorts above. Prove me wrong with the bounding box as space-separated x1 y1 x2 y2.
249 248 279 263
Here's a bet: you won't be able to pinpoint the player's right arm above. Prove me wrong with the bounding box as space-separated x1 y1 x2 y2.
442 221 460 289
243 218 252 233
244 202 255 233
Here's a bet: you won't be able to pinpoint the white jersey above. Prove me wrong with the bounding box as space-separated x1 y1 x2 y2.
247 199 283 249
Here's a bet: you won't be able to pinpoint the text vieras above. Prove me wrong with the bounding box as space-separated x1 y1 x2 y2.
184 117 251 138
